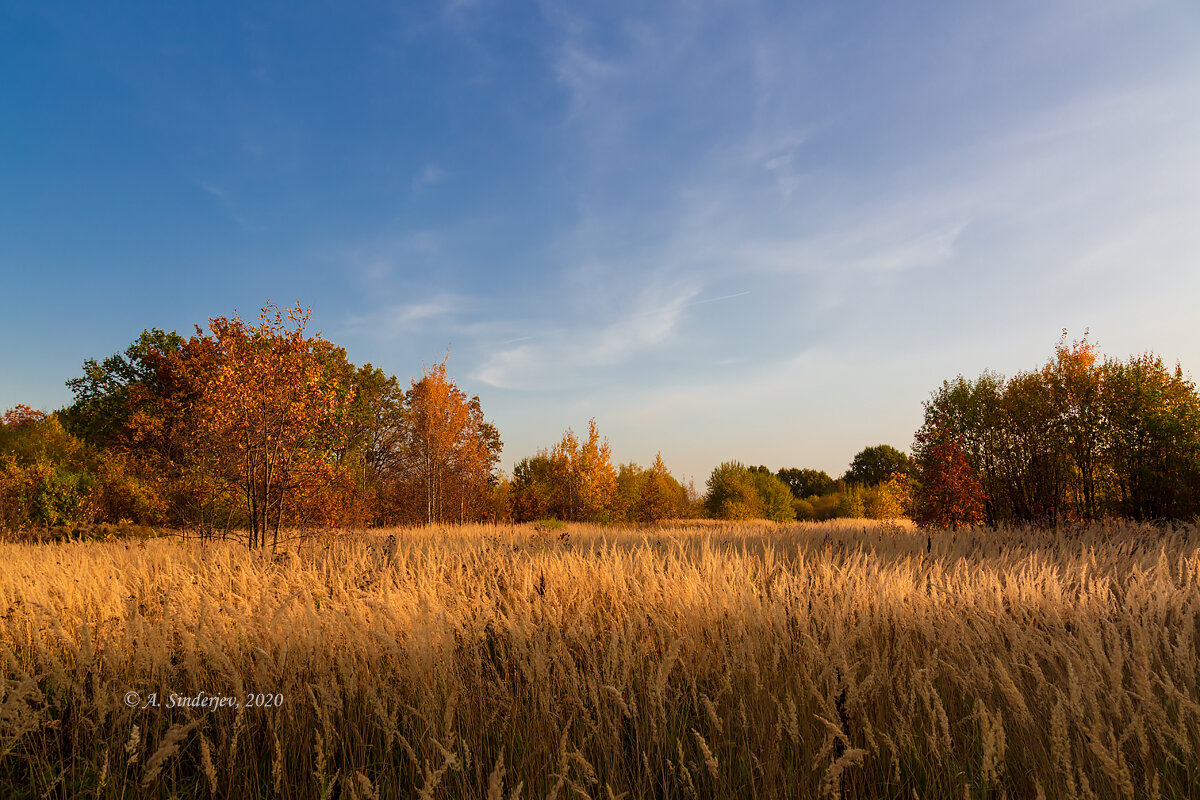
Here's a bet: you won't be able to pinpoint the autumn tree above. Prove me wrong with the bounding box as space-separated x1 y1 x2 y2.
918 368 1062 526
635 453 688 523
0 408 93 529
396 357 501 524
911 432 986 529
59 328 225 529
2 405 46 430
919 373 1008 523
198 304 354 549
615 462 646 521
545 429 582 521
872 472 912 520
541 419 618 522
1045 330 1104 518
576 419 618 521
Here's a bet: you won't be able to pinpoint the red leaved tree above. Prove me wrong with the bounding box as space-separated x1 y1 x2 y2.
2 405 47 430
912 402 987 529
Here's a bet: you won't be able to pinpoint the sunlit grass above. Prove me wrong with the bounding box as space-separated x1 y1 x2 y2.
2 520 1198 798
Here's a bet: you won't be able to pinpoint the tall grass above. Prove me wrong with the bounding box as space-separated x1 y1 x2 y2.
2 520 1199 798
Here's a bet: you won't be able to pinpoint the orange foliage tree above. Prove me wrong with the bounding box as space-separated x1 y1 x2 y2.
637 452 687 523
120 333 222 528
397 357 501 524
576 419 618 521
547 419 618 522
3 405 47 429
1044 331 1104 518
198 304 354 549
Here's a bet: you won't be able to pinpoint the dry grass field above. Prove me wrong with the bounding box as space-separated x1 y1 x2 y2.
2 520 1199 799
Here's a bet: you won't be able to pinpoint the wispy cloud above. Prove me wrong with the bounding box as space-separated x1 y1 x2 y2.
471 284 751 390
330 228 449 292
192 179 266 232
342 295 462 340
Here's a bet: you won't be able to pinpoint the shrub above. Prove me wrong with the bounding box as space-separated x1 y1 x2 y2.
792 497 815 521
837 485 865 518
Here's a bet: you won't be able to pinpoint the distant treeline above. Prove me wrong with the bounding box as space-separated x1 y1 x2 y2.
700 450 912 524
3 311 1197 539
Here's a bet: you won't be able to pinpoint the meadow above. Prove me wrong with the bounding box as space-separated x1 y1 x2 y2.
2 520 1199 799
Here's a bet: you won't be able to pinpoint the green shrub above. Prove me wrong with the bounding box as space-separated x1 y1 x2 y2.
837 486 865 518
792 498 815 521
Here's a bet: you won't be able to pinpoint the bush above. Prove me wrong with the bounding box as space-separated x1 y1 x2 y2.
837 486 865 518
705 462 759 520
792 497 815 521
705 462 795 522
533 518 567 534
809 493 843 521
751 470 796 522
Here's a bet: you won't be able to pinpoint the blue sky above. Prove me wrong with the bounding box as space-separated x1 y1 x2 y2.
3 0 1199 484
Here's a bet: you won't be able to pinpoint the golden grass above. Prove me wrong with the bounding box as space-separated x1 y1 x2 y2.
2 520 1199 798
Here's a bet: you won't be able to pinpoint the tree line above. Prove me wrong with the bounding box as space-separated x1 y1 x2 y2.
0 304 711 541
4 305 919 541
4 312 1196 539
